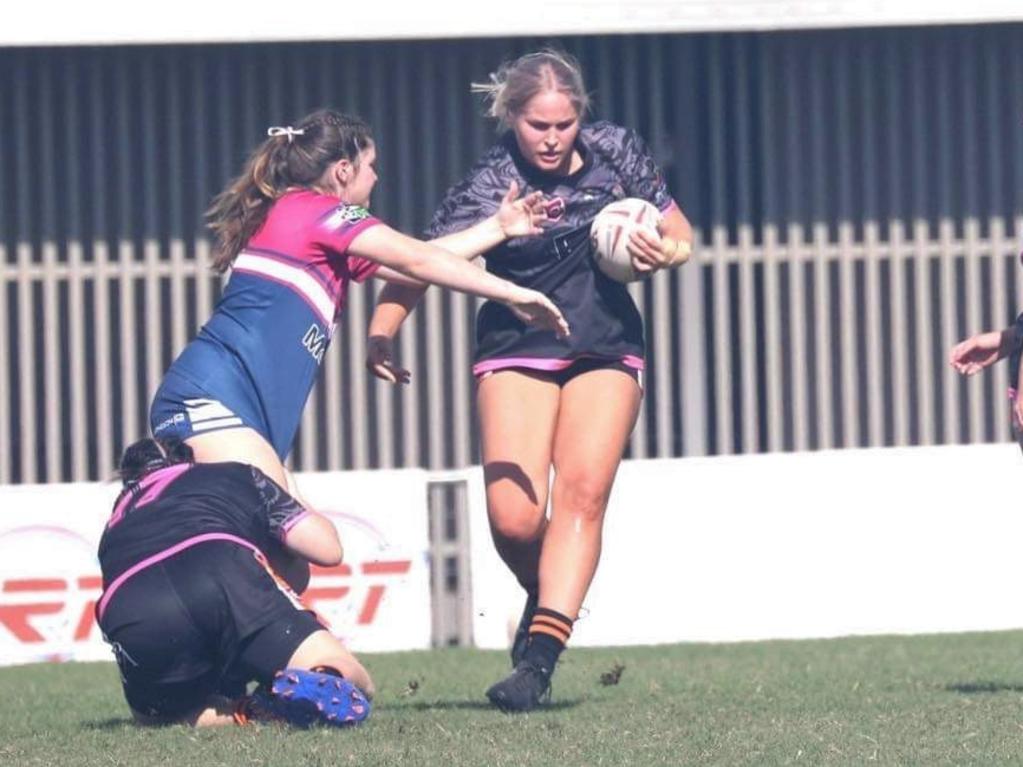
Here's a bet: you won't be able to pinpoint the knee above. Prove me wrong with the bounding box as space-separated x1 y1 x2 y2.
488 501 547 545
555 475 611 525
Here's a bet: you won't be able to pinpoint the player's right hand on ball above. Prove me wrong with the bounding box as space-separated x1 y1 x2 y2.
505 288 570 338
626 227 663 273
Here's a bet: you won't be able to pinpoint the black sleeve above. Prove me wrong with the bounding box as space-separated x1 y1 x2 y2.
1011 312 1023 352
424 143 517 240
618 127 675 212
249 466 308 542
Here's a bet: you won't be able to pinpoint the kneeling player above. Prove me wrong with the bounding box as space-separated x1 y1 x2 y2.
96 437 374 727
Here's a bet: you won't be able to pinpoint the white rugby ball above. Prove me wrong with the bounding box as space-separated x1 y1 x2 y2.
589 198 663 283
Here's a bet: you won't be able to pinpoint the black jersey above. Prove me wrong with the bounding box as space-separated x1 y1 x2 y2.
426 121 676 373
97 462 306 594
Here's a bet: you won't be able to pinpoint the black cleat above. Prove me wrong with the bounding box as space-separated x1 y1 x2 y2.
486 660 551 713
510 590 538 667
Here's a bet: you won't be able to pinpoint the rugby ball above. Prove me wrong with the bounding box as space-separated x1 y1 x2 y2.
589 198 663 283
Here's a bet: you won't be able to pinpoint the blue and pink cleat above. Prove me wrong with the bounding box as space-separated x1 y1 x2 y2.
238 668 371 727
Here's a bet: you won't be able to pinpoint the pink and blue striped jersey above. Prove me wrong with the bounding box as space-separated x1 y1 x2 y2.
151 190 381 458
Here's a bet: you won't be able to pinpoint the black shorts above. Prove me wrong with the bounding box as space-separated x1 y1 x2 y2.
477 357 643 389
99 541 322 720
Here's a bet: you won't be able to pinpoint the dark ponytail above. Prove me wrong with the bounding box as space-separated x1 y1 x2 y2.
205 109 375 273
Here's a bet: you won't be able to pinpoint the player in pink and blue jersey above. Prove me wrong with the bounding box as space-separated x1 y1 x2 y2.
151 109 568 514
152 187 383 462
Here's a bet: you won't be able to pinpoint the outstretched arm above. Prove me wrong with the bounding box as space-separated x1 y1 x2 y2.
949 327 1020 376
351 224 566 335
431 181 546 258
364 183 556 382
369 181 546 287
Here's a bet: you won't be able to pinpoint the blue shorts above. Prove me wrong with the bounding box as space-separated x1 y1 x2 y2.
150 369 284 458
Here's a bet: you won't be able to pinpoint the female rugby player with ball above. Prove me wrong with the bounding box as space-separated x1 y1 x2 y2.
366 51 693 711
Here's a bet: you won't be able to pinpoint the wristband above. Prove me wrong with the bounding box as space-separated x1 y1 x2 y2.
665 238 692 266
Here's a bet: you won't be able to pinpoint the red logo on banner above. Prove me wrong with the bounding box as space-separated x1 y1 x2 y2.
0 524 415 655
0 526 104 662
0 575 102 644
306 560 413 626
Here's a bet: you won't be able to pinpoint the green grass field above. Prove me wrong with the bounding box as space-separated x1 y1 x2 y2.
4 631 1023 766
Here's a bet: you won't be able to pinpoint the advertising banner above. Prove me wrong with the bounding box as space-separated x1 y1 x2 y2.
468 444 1023 648
0 469 431 666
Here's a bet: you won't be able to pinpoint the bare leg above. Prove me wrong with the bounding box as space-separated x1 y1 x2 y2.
540 369 641 618
130 696 237 728
184 427 289 489
476 371 560 589
285 629 375 699
157 631 373 728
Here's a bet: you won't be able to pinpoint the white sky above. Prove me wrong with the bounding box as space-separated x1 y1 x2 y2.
3 0 1023 46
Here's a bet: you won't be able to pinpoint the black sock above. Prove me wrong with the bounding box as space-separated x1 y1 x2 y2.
523 607 574 674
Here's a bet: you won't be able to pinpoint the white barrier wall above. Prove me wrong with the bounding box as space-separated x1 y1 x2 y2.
0 470 431 666
468 444 1023 648
4 444 1022 666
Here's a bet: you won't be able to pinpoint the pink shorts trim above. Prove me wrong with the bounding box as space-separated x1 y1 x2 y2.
472 354 645 378
97 533 261 621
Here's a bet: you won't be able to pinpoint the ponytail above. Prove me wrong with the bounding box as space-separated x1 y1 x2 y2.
204 109 374 273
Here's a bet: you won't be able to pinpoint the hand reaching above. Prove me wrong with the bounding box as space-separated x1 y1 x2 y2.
504 287 570 338
496 181 549 238
366 335 411 384
949 330 1006 376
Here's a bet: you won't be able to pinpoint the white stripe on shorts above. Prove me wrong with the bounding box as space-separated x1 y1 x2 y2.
184 398 243 430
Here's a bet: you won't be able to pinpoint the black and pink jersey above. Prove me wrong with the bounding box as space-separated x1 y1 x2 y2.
425 121 678 375
96 462 307 620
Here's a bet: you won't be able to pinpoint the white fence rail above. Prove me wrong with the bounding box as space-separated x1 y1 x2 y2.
2 216 1022 483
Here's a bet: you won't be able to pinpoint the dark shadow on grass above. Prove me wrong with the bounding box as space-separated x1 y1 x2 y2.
946 681 1023 695
83 718 137 730
401 698 582 712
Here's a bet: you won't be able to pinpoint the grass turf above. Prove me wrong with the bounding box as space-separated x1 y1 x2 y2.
3 631 1023 766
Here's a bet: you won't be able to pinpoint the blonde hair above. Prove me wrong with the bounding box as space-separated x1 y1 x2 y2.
471 50 590 130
